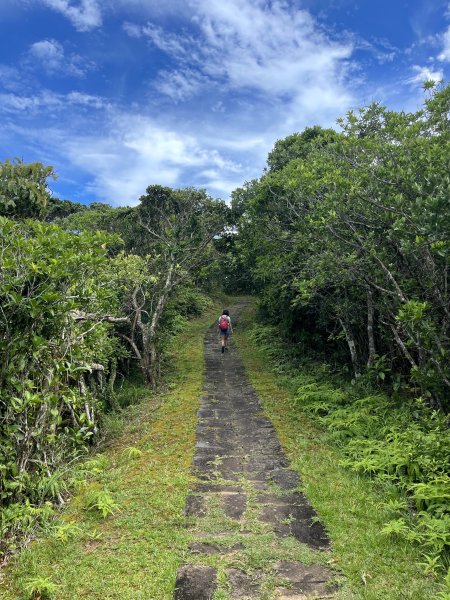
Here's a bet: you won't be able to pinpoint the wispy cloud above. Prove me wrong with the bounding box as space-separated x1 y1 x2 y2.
154 68 209 101
355 36 398 64
2 99 246 203
0 90 107 114
28 39 93 77
122 0 355 136
406 64 444 86
438 26 450 61
56 110 245 203
8 0 445 207
36 0 193 31
40 0 102 32
129 0 353 104
0 65 26 93
3 0 359 204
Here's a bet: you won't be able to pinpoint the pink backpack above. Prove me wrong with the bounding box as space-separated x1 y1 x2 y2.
219 315 229 331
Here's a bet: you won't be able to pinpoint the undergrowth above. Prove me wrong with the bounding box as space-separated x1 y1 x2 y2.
0 298 226 599
0 286 215 564
246 323 449 586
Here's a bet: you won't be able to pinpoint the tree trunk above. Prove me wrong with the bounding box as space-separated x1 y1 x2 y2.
366 286 376 367
141 264 174 388
390 324 417 369
339 318 361 378
140 331 153 386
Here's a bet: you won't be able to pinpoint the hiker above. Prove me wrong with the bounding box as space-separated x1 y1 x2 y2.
218 309 233 353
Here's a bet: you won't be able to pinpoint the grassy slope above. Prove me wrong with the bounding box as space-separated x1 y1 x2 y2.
1 302 224 600
234 303 442 600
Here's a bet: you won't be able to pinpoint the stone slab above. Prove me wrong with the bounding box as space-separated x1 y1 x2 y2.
174 565 217 600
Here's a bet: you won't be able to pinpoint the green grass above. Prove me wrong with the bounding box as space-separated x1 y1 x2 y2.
234 302 444 600
1 302 225 600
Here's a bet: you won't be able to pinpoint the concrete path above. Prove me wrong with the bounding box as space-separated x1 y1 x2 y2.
174 302 338 599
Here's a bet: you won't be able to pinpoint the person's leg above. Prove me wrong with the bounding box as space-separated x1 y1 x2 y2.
220 331 225 352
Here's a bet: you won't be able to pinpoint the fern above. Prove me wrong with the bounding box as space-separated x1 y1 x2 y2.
410 475 450 512
52 521 82 542
84 489 120 518
122 446 143 459
23 576 58 599
380 518 414 539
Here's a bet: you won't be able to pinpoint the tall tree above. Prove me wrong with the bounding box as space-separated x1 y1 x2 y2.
120 185 226 386
233 83 450 407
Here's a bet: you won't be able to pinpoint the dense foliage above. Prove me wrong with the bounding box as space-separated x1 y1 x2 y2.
0 218 127 553
233 83 450 575
0 169 226 556
233 83 450 409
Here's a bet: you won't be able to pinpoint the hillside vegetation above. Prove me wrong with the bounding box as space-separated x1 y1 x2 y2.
0 82 448 595
231 82 450 580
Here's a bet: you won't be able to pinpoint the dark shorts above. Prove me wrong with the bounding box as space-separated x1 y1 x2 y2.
219 329 230 337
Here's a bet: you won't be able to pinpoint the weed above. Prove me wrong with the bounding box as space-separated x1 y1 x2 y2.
51 522 82 542
122 446 143 460
83 489 120 518
22 577 58 599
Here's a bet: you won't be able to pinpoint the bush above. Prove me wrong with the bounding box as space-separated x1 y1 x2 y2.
248 321 450 572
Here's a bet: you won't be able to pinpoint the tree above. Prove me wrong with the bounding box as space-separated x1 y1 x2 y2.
233 84 450 407
266 126 339 173
0 158 56 219
0 218 129 519
118 185 226 386
45 197 87 222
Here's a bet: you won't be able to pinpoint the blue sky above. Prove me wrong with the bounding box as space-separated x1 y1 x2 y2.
1 0 449 206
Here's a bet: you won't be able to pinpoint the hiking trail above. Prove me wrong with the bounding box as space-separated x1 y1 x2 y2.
174 301 338 599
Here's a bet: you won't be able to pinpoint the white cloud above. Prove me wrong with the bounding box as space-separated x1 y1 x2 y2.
140 23 193 59
126 0 354 127
407 64 444 85
0 91 65 113
122 20 141 38
40 0 102 31
0 83 258 202
0 93 41 112
438 26 450 61
37 0 193 31
355 36 397 64
0 90 107 114
66 91 107 108
0 65 25 92
28 109 246 203
28 38 93 77
102 113 244 201
29 39 65 69
8 1 359 205
155 69 208 101
192 0 352 98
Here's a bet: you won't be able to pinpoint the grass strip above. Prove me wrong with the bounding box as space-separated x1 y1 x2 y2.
234 302 442 600
1 302 224 600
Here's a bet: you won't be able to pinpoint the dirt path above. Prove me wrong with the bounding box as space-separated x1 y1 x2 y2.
175 301 338 599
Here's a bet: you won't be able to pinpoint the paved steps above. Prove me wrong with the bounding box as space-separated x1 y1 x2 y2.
174 302 338 599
